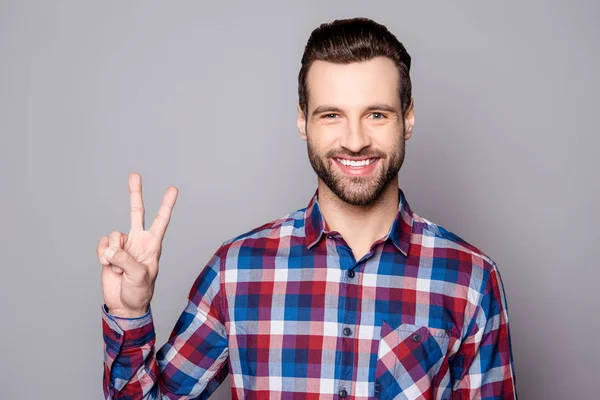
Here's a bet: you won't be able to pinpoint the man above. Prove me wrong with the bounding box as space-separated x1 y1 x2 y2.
98 17 517 399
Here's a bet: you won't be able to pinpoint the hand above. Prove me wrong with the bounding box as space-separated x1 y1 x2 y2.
97 172 178 318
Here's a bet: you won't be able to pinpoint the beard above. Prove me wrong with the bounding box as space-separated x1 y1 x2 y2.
307 133 405 206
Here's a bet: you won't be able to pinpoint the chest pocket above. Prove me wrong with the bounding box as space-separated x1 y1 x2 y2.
375 320 450 399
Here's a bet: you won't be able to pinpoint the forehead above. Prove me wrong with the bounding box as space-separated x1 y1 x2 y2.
305 56 400 110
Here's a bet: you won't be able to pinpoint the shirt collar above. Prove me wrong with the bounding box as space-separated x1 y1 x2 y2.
304 188 414 256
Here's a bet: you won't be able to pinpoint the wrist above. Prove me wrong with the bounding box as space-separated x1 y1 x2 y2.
106 305 149 319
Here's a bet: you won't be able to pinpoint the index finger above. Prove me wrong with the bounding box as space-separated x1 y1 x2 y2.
129 172 145 231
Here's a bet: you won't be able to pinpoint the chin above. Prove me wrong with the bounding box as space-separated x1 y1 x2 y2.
335 186 381 206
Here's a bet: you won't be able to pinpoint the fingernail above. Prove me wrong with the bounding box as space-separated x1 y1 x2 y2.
100 256 108 265
104 247 116 260
112 266 123 274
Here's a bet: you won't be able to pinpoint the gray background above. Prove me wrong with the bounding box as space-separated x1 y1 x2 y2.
1 1 598 398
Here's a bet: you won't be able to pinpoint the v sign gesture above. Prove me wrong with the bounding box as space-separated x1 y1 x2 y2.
97 173 178 318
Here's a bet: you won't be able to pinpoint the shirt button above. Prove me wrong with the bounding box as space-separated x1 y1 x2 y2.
375 381 382 393
339 389 348 398
343 327 352 336
347 270 355 278
411 333 422 342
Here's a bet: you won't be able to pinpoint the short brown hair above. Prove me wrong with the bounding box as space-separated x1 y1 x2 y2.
298 17 412 119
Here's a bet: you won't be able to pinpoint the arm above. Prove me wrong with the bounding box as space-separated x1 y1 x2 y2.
451 261 517 399
102 248 229 399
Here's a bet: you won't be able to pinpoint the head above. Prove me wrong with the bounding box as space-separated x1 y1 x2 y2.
296 17 415 206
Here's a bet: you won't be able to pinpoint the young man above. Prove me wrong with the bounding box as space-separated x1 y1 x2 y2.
98 17 517 399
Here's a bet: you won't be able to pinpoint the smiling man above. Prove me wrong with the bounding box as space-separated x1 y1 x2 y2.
99 17 517 399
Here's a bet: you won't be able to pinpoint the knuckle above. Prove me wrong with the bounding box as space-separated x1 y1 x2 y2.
97 245 106 257
97 237 108 256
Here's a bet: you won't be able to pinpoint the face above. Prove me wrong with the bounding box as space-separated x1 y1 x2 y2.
297 56 414 206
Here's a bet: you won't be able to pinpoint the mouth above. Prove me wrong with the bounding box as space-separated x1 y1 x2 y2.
332 157 380 176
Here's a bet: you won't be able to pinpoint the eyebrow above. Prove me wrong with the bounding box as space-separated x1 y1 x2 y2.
310 103 399 117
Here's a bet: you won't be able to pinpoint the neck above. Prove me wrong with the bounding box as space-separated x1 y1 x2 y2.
317 178 400 255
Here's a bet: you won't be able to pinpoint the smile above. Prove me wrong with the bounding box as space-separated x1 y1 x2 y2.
332 157 380 177
334 158 378 167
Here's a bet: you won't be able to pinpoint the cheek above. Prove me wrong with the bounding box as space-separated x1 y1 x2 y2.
307 126 339 150
375 128 403 148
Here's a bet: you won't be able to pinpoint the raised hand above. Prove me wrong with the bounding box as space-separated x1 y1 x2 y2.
97 172 178 318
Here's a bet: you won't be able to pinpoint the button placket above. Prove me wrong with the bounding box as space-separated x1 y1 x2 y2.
337 247 358 400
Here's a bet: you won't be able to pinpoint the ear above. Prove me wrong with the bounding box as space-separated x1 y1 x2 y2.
296 102 307 141
403 97 415 141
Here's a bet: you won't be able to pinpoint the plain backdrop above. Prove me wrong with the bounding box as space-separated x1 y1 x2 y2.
1 1 599 399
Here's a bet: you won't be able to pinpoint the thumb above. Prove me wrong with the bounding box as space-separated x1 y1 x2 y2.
103 247 142 278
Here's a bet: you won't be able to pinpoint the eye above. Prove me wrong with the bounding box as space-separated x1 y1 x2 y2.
323 113 339 119
369 112 386 119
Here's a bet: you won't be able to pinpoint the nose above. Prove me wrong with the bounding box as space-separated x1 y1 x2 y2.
340 121 371 153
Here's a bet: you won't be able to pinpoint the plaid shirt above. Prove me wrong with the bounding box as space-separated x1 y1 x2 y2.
102 188 517 399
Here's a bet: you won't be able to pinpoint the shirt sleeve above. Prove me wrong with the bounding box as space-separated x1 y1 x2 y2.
451 260 518 399
102 246 230 399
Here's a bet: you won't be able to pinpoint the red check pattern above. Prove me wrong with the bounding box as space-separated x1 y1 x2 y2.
102 188 517 399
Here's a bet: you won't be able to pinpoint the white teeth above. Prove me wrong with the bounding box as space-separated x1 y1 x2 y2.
336 158 376 167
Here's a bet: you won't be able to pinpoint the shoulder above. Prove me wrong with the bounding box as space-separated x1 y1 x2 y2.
219 207 307 250
411 211 501 289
